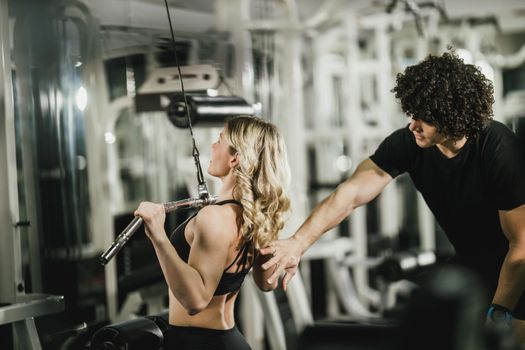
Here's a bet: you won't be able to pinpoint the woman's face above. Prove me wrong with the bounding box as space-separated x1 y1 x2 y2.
208 129 237 177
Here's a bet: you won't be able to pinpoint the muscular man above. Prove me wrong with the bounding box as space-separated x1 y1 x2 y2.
260 52 525 339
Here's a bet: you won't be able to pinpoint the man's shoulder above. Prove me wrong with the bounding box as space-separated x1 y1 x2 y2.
482 120 513 138
369 124 418 178
479 120 517 147
372 124 419 156
477 120 523 164
386 124 417 147
383 124 411 139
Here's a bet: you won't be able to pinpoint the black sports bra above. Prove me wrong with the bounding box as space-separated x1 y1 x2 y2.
169 200 254 296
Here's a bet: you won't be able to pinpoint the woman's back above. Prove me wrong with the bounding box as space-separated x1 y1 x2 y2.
169 200 252 329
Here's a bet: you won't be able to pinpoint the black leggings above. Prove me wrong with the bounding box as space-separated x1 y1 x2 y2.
165 325 252 350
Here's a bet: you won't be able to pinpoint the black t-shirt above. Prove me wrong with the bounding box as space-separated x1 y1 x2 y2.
370 120 525 274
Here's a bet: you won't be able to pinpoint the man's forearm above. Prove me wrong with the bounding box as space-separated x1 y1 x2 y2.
493 245 525 310
293 185 356 254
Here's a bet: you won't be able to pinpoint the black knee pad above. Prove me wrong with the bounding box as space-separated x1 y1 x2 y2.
145 311 170 334
90 317 164 350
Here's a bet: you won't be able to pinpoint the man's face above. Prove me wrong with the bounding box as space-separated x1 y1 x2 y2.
408 118 447 148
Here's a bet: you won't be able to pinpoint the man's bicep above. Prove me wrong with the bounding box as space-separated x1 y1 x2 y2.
499 203 525 244
483 130 525 210
344 158 393 208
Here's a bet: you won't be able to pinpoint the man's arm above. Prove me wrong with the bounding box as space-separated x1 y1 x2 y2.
492 203 525 311
260 158 393 289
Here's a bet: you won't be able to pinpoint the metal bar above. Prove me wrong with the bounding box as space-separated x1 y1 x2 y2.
13 318 42 350
100 195 218 265
12 2 44 294
0 294 65 325
0 0 23 304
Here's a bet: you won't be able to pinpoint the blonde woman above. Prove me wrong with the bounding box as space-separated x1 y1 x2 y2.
134 116 291 350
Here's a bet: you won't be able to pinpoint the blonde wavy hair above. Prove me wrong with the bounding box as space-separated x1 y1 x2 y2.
224 116 291 249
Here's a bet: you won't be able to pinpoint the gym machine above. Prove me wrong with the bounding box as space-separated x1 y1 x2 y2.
0 0 67 348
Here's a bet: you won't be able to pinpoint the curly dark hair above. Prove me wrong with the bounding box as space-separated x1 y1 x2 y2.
391 51 494 141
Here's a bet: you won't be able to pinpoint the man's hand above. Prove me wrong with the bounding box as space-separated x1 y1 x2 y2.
259 237 303 291
486 303 514 328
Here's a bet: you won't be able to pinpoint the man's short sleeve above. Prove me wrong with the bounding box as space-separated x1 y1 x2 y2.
481 122 525 210
369 126 416 179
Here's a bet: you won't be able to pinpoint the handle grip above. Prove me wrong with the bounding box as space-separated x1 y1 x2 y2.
99 216 144 265
99 195 218 265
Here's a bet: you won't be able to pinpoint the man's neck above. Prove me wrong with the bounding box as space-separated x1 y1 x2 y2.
436 136 468 158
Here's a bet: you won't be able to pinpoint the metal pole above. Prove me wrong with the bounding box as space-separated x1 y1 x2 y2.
0 0 23 304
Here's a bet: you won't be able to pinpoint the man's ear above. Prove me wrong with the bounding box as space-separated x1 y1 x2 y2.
229 153 240 168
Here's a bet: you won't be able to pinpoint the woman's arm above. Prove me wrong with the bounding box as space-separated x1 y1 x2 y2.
252 252 279 291
136 203 233 315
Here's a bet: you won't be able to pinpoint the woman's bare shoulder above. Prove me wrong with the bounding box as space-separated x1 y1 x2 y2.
193 204 239 240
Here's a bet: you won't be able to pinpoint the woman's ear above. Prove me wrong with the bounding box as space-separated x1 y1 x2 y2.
229 153 240 169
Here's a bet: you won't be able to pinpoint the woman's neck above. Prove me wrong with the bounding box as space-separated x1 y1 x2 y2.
218 173 236 200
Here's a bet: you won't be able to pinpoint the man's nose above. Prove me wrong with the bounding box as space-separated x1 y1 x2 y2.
409 119 420 132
